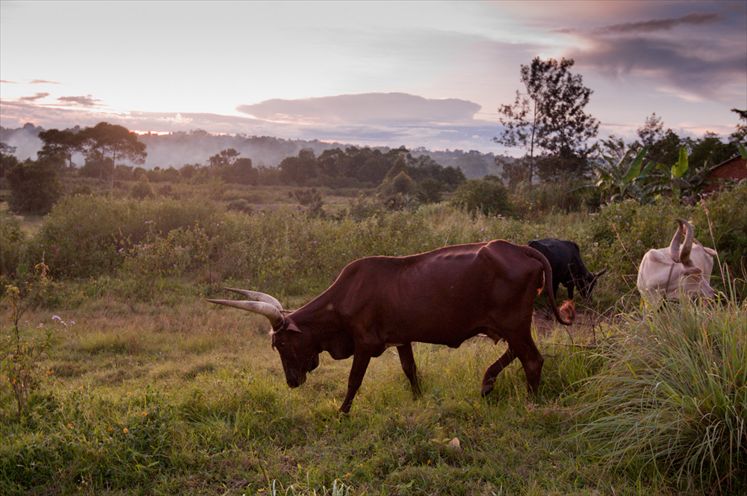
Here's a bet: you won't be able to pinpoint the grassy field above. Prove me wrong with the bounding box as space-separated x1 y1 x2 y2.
0 297 646 495
1 182 745 495
3 293 744 495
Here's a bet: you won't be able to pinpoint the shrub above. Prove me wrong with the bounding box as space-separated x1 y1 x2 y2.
32 196 220 278
0 214 25 281
574 301 747 493
451 178 513 217
692 183 747 287
226 198 253 214
6 159 61 215
131 179 154 200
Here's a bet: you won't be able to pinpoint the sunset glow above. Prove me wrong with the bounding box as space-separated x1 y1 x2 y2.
1 0 745 152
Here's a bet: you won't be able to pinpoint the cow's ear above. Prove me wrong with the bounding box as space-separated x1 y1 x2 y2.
683 266 703 275
286 321 303 333
703 247 718 256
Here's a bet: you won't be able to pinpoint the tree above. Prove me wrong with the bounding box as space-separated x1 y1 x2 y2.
208 148 240 169
37 128 84 170
495 57 599 183
636 114 680 166
637 113 664 148
279 148 317 185
731 108 747 143
6 158 62 214
80 122 147 193
1 142 19 178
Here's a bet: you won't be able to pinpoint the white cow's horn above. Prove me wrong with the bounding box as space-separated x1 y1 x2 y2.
223 287 283 311
207 298 283 326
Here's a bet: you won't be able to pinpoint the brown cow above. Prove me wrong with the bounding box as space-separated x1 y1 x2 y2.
208 240 571 413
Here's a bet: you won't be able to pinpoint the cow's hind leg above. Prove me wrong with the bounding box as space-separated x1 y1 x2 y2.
396 343 421 396
480 347 516 397
512 334 544 394
340 352 371 414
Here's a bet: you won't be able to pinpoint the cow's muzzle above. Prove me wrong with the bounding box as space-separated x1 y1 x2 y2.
286 371 307 388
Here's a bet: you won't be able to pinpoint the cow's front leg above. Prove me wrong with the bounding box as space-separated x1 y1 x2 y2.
340 352 371 413
566 283 574 300
396 343 421 396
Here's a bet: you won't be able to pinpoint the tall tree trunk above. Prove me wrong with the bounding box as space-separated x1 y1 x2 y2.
528 102 537 186
110 150 117 197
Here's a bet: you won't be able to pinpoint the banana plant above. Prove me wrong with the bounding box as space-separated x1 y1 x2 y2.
592 138 653 203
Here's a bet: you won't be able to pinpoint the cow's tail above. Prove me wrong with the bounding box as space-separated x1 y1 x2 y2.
521 246 573 326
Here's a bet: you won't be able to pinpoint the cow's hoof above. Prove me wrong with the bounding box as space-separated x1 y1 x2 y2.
480 384 494 397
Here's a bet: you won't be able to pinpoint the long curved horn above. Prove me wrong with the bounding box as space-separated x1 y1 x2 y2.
669 220 685 262
223 287 283 311
207 299 283 326
679 220 694 266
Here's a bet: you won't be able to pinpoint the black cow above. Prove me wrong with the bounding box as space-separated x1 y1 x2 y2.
528 239 606 300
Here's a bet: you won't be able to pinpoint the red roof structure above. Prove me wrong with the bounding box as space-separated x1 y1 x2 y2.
703 156 747 193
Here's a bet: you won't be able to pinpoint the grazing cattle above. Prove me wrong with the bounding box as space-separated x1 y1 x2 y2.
528 239 606 300
208 240 571 413
636 219 717 304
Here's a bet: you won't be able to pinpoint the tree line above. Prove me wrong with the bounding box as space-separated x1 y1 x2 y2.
0 122 467 214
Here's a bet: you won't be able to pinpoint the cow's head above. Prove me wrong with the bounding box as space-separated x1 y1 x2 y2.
207 288 319 388
577 268 607 300
669 219 718 299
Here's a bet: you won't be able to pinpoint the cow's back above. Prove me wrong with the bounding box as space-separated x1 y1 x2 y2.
331 240 543 345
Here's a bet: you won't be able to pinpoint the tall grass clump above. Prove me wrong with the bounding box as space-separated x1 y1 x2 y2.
574 300 746 493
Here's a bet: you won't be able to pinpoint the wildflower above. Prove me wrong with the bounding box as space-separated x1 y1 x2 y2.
122 427 129 434
52 315 68 328
141 411 148 417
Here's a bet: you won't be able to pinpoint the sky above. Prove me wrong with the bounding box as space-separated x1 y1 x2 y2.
1 0 745 153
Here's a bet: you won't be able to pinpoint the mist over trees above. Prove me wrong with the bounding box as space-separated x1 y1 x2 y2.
0 125 501 180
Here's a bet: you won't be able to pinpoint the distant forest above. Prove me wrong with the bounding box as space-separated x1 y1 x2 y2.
0 124 502 179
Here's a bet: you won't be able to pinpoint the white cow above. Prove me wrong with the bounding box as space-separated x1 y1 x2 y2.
637 219 718 304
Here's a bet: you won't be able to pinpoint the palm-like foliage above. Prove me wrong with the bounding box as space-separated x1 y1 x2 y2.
592 138 653 203
593 138 728 204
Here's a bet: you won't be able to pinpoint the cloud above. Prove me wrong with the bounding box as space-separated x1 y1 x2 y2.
1 80 18 84
30 79 60 84
1 93 503 154
19 92 49 102
565 4 746 104
572 36 744 101
238 93 481 125
595 12 719 34
57 95 101 107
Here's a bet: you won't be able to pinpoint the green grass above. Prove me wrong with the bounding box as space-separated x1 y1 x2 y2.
2 300 654 496
573 300 747 494
2 183 745 494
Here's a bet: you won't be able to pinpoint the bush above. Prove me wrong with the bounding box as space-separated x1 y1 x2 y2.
0 214 25 281
32 196 221 278
451 178 513 217
131 179 154 200
226 198 253 214
6 159 61 215
574 301 747 493
692 183 747 286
